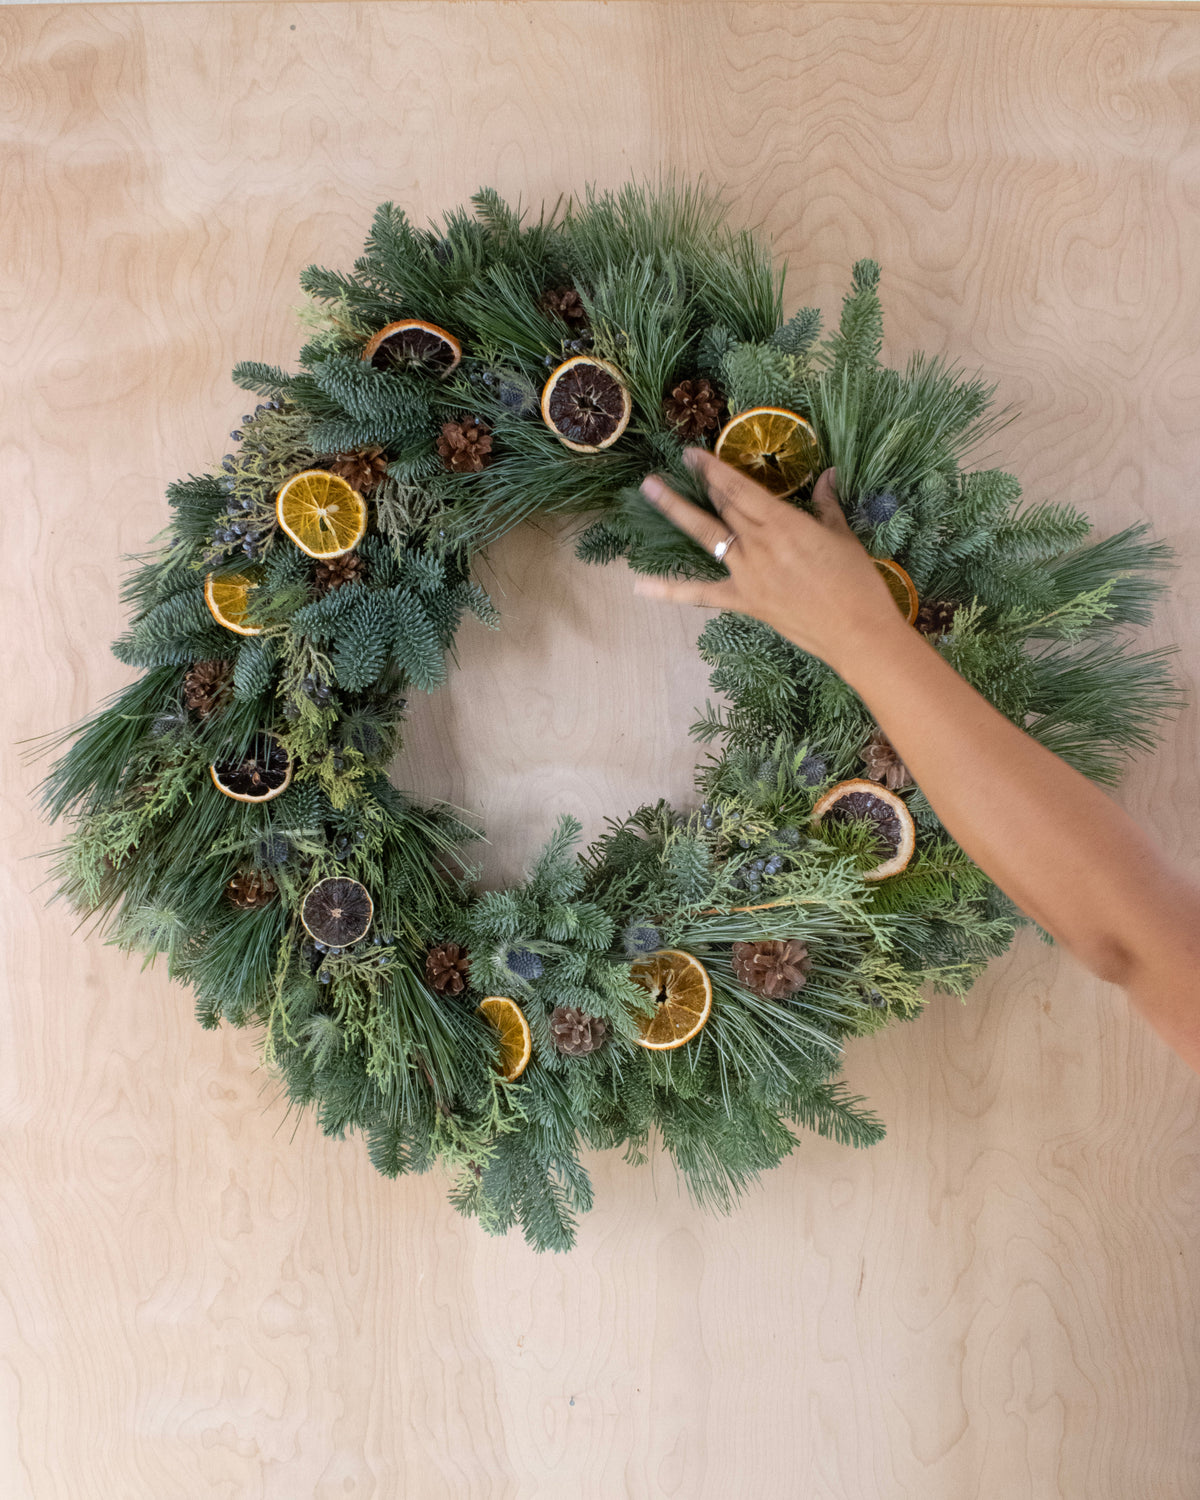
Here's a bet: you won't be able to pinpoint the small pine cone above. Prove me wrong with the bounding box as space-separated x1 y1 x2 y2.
183 659 233 719
426 942 471 996
731 939 812 1000
227 867 278 909
325 445 389 494
662 378 726 440
915 598 958 638
436 418 494 474
314 551 368 594
539 284 588 328
859 726 912 791
550 1005 608 1057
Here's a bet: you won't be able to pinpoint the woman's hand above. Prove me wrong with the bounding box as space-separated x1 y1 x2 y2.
634 448 906 673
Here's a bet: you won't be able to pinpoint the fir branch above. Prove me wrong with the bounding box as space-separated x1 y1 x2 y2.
818 258 883 374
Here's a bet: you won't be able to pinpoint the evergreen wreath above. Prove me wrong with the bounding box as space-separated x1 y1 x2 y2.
39 178 1178 1253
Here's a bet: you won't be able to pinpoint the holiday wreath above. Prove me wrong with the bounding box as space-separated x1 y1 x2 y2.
40 180 1177 1252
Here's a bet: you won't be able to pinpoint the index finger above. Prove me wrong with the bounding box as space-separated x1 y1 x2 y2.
639 474 731 556
682 446 779 525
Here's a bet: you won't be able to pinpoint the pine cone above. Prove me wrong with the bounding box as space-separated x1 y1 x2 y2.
426 942 471 996
314 551 368 594
859 726 912 791
662 378 726 440
731 939 812 999
227 867 278 909
915 599 958 637
325 445 389 494
436 418 493 473
550 1005 608 1056
183 659 233 719
539 284 588 328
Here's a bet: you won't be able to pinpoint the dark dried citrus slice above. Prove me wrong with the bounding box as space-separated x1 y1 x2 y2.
209 734 292 803
541 356 632 452
810 778 915 881
301 876 374 947
361 318 461 376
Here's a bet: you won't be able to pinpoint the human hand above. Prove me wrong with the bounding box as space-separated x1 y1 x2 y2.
633 448 908 678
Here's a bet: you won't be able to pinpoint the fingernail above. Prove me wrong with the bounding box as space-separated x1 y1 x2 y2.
641 474 664 500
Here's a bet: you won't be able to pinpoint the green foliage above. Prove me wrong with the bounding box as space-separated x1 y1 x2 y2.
37 181 1179 1254
112 587 230 669
587 256 698 420
769 304 822 360
819 258 883 373
720 341 808 414
805 355 1005 510
287 549 493 694
165 474 230 543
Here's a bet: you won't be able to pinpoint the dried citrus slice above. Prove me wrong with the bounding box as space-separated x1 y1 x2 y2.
209 733 292 803
204 567 265 635
541 356 632 452
301 876 374 947
629 948 713 1051
713 406 820 498
275 470 368 560
873 558 919 625
477 996 532 1082
362 318 462 376
811 778 915 881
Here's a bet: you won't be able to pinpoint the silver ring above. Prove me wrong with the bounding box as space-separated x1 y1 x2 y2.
712 531 738 562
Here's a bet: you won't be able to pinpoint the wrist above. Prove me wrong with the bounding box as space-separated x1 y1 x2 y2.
810 610 924 691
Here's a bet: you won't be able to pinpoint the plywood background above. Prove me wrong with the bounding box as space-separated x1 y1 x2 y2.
4 3 1199 1496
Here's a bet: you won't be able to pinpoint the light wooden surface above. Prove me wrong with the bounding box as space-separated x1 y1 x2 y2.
4 4 1199 1496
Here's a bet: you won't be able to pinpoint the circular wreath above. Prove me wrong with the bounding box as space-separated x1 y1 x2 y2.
41 180 1176 1253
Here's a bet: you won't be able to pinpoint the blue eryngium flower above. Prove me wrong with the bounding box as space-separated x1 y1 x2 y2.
505 947 544 981
622 921 662 956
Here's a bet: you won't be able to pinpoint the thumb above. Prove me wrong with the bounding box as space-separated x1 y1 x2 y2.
810 467 849 530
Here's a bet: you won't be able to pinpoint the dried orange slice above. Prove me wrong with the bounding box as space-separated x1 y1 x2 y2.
301 876 374 947
629 949 713 1051
209 733 292 803
477 996 533 1082
275 471 368 560
541 356 632 452
362 318 462 376
204 567 265 635
873 558 919 625
811 778 915 881
713 406 820 498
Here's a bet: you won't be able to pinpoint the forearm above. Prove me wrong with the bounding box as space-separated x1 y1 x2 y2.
828 618 1200 1017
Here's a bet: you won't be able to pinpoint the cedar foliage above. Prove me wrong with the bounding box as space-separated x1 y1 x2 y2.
36 175 1177 1252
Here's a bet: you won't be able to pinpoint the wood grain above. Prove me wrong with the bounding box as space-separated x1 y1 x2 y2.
3 4 1199 1496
